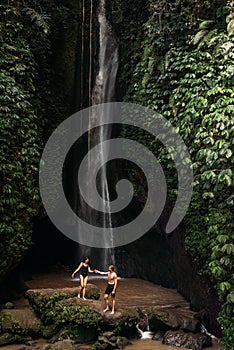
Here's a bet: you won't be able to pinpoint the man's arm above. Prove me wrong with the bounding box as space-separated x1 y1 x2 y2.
113 275 118 293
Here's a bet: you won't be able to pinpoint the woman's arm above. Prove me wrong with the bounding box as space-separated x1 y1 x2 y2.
94 269 108 275
88 266 94 273
71 262 83 278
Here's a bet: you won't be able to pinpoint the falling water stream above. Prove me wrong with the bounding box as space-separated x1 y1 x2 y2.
91 0 118 269
78 0 118 269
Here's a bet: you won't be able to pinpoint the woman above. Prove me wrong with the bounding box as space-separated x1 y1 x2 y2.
94 265 118 314
71 257 93 300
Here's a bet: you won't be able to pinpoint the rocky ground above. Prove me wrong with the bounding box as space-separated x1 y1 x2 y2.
0 272 218 349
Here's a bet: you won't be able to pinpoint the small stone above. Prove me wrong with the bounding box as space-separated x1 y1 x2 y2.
97 336 107 344
116 336 131 349
4 302 14 309
24 340 36 346
109 335 117 343
102 331 114 340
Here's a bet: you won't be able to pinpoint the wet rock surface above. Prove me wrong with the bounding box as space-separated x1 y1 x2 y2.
148 307 201 333
94 331 131 350
2 302 15 310
45 339 76 350
163 329 212 350
152 330 165 341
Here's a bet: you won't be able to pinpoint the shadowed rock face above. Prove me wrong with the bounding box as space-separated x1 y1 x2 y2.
136 308 149 332
148 307 201 333
116 219 221 337
163 329 212 350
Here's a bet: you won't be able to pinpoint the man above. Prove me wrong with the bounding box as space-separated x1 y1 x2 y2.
94 265 118 314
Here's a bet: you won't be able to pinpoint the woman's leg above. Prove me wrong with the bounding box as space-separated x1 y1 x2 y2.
82 276 88 299
79 275 84 297
111 295 116 314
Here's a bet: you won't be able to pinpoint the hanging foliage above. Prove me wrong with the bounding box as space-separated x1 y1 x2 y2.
0 1 51 281
124 0 234 348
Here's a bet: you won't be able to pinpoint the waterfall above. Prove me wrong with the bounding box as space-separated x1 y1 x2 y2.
91 0 118 105
78 0 118 270
136 320 153 340
136 309 153 339
200 324 217 339
91 0 118 269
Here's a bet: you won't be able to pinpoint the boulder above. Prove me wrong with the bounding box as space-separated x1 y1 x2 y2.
148 307 201 332
0 333 32 346
32 296 102 342
152 330 165 341
94 332 131 350
116 336 131 349
26 285 100 312
41 324 59 339
102 308 139 337
50 324 98 344
25 285 101 324
45 339 76 350
0 308 42 336
163 329 212 350
3 302 15 309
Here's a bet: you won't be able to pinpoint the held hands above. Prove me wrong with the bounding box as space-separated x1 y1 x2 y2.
71 272 75 278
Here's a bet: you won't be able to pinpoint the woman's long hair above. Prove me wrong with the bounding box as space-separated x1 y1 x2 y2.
83 256 90 266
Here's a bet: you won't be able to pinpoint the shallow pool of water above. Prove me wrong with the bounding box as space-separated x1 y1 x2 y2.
124 337 222 350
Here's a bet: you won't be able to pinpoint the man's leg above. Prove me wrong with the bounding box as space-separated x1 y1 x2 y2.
103 294 109 312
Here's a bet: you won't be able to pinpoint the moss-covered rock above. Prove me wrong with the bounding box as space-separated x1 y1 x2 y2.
45 338 76 350
93 331 131 350
50 298 102 341
0 332 32 347
50 326 97 344
0 308 42 336
25 287 102 342
40 323 59 339
103 309 139 338
26 285 100 320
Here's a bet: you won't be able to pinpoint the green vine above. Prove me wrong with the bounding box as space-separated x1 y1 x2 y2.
124 0 234 348
0 2 49 281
